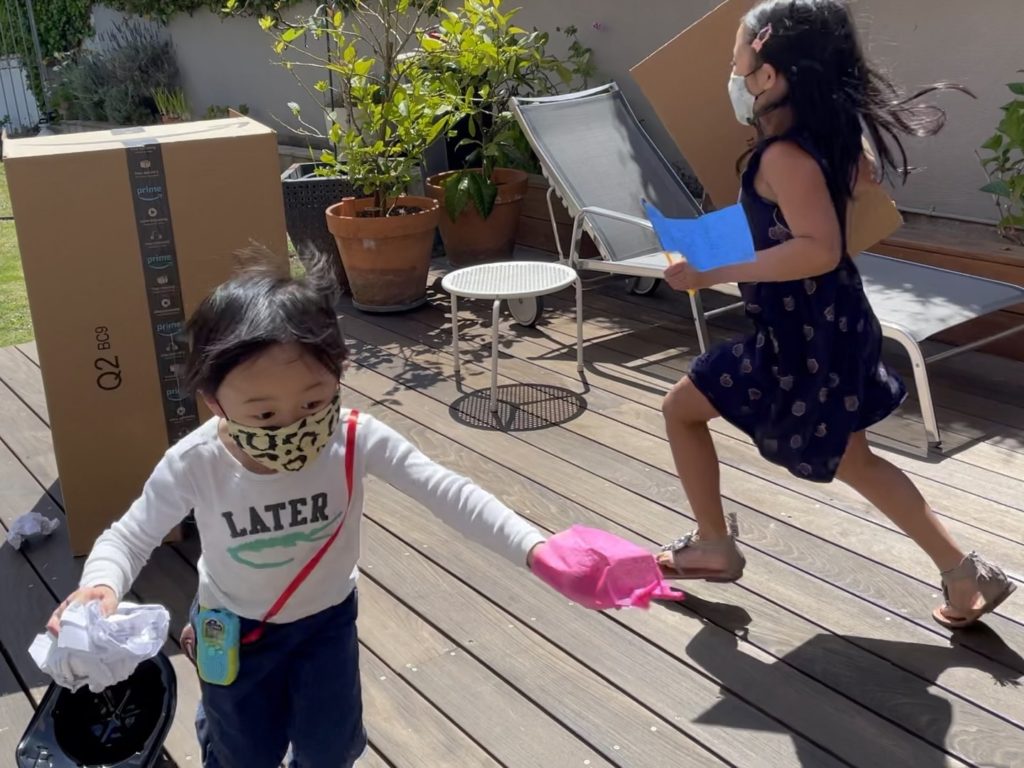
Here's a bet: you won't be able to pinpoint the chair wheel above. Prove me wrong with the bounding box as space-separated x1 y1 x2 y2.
627 277 661 296
508 296 544 327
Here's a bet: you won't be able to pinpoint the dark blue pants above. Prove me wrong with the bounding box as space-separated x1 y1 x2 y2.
192 591 366 768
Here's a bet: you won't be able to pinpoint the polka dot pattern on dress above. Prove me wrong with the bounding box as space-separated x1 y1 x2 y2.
685 130 906 483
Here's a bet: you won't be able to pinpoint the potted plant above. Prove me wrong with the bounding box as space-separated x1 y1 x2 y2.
153 87 190 123
204 104 250 119
265 0 454 312
979 75 1024 245
418 0 595 266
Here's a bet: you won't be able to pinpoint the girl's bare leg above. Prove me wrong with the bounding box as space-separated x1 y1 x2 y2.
836 432 978 614
661 377 731 560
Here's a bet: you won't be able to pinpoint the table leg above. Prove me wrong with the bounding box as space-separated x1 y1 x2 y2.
574 278 584 372
491 298 501 412
451 293 460 376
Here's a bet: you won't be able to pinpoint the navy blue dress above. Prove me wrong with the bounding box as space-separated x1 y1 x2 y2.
689 134 906 482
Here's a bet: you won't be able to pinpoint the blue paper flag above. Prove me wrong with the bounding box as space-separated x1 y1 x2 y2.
642 200 756 273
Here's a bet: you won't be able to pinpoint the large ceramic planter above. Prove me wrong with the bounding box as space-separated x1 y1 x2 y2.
426 168 529 267
282 162 357 293
325 196 440 312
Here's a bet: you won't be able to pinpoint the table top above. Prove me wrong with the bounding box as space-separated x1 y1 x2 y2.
441 261 577 300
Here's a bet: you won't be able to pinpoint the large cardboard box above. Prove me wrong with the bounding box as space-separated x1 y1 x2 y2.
5 118 288 554
631 0 902 253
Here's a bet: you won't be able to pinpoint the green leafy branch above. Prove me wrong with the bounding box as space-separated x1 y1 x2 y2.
411 0 596 220
263 0 457 213
979 75 1024 245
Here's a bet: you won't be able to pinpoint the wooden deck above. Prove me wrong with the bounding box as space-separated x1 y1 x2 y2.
2 260 1024 767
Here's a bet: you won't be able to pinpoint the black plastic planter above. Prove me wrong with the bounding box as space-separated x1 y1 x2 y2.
281 162 357 292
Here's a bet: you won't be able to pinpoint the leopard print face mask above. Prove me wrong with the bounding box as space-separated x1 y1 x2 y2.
224 391 341 473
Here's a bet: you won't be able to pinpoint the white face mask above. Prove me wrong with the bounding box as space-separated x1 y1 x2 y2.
728 72 758 125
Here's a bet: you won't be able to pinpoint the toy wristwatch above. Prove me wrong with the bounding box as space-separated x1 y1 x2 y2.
195 608 240 685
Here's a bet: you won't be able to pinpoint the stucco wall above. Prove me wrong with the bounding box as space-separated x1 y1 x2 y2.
92 1 1021 222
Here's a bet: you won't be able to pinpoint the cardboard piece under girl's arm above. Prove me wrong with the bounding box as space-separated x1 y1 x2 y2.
630 0 903 253
643 200 756 273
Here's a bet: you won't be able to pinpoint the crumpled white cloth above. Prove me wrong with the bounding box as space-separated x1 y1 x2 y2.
6 511 60 550
29 600 169 693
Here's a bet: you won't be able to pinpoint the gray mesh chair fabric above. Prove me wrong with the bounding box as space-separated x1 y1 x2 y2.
512 84 723 352
858 253 1024 342
513 85 701 262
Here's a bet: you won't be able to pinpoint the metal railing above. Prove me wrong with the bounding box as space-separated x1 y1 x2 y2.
0 0 46 135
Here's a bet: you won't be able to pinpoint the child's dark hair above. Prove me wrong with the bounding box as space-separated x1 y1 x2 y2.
741 0 971 227
184 247 347 395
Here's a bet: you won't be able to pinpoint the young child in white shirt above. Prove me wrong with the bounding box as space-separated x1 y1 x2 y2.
49 253 558 768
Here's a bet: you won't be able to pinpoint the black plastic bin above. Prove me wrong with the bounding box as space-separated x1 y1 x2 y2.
281 162 357 291
16 652 177 768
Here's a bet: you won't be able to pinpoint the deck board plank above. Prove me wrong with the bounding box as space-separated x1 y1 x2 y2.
338 381 1019 766
387 284 1024 543
337 309 1024 632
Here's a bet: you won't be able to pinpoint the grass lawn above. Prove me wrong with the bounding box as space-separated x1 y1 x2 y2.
0 163 32 346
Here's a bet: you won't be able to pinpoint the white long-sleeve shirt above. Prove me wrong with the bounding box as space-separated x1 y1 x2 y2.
81 410 545 623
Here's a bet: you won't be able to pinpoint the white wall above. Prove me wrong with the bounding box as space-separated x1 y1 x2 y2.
93 0 1021 222
92 3 327 143
505 0 1020 223
850 0 1018 222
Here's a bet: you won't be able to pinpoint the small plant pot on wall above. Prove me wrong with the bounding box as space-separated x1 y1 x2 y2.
426 168 529 267
325 196 440 313
282 163 358 292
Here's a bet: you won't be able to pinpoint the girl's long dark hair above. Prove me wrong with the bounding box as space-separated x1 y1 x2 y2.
742 0 971 229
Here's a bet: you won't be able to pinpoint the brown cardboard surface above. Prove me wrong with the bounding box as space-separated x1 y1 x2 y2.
2 118 275 159
5 118 288 554
630 0 902 253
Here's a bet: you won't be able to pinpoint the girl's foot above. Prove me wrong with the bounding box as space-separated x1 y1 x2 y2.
933 552 1017 629
657 531 746 582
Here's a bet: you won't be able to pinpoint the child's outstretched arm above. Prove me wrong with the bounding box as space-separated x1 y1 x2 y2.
362 415 545 567
49 452 194 632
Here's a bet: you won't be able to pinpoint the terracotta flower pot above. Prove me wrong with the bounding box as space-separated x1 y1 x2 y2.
426 168 529 267
325 196 440 313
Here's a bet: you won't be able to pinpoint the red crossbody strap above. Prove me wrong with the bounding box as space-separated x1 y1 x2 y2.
242 409 360 644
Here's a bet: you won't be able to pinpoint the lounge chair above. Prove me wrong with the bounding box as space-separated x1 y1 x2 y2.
510 82 1024 454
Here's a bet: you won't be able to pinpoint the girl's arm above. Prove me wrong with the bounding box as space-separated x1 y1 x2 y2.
665 141 843 292
362 415 546 567
79 451 194 601
722 141 842 283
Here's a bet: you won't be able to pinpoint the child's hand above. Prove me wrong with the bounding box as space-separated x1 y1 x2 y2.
527 541 544 569
47 585 117 635
664 257 706 293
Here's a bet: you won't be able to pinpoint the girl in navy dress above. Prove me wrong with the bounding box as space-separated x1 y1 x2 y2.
657 0 1015 628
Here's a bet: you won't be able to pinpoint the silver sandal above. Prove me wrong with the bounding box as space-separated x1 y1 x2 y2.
657 513 745 583
932 552 1017 629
